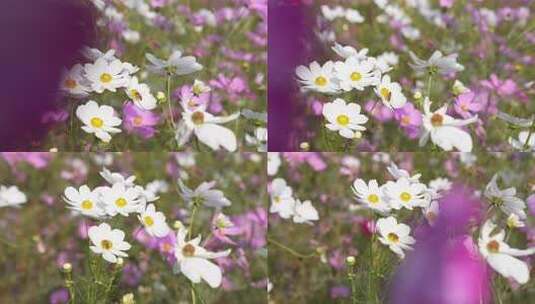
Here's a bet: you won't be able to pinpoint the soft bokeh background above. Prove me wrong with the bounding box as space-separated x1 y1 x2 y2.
0 152 267 303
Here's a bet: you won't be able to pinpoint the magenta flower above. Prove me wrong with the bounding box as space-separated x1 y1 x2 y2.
394 102 422 139
122 102 160 139
175 85 210 111
481 74 518 97
1 152 53 169
453 92 485 119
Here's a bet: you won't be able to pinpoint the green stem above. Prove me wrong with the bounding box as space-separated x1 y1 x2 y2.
426 73 434 99
188 203 199 241
522 121 535 150
368 212 377 304
267 236 316 259
191 285 197 304
166 74 176 129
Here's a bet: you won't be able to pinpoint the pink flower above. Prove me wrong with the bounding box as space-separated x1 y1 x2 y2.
439 0 455 8
481 74 518 97
122 102 160 139
453 92 484 119
364 100 394 122
394 102 422 139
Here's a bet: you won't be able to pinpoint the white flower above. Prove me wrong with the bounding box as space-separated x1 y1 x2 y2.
507 214 525 229
176 106 239 152
321 5 345 21
508 131 535 151
296 61 339 94
384 177 428 210
345 8 364 23
0 185 27 208
100 183 143 217
76 101 122 143
484 174 526 219
478 220 535 284
146 51 203 76
174 227 231 288
245 127 267 152
387 162 421 183
352 179 390 213
60 64 92 97
332 43 369 60
322 98 368 139
138 204 170 237
192 80 211 96
409 50 464 75
82 47 116 62
178 180 231 209
374 75 406 109
419 98 477 152
422 201 439 225
125 77 157 110
214 213 234 229
292 199 319 225
428 177 452 199
100 168 136 187
88 223 131 263
145 180 169 195
269 178 295 219
63 185 106 218
267 153 281 176
376 216 415 259
84 57 131 93
335 57 379 91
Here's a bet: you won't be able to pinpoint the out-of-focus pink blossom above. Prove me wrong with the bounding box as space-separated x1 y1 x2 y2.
394 102 422 139
122 102 160 139
453 92 485 119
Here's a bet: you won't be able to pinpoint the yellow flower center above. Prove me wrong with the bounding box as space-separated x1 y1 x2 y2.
143 216 154 227
315 76 328 87
387 233 399 243
182 243 196 257
64 78 77 89
133 116 143 126
400 192 412 202
486 240 500 253
101 239 113 250
367 194 379 204
431 113 444 127
193 84 203 95
115 198 127 208
100 73 112 83
130 89 142 101
336 114 350 126
90 117 104 128
380 87 391 101
191 111 205 125
274 196 281 204
81 200 93 210
350 72 362 81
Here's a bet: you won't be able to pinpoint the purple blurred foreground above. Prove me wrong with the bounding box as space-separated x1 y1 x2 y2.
390 185 491 304
0 0 95 150
268 0 313 151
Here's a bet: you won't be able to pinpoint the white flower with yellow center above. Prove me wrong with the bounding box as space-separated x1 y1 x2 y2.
176 106 240 152
420 98 477 152
296 61 339 93
84 57 131 93
335 57 379 91
322 98 368 139
100 183 142 217
76 101 122 143
352 179 390 213
125 77 157 110
60 64 91 97
409 50 464 76
0 185 27 208
376 216 415 259
292 199 319 225
331 43 368 60
63 185 105 218
174 227 231 288
88 223 131 263
478 220 535 284
384 177 428 210
506 214 525 229
138 204 170 238
374 75 406 109
100 168 136 187
269 178 295 219
386 162 421 183
484 173 526 219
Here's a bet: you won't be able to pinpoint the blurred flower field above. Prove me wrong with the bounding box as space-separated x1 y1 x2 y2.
0 152 267 303
41 0 266 152
268 152 535 303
